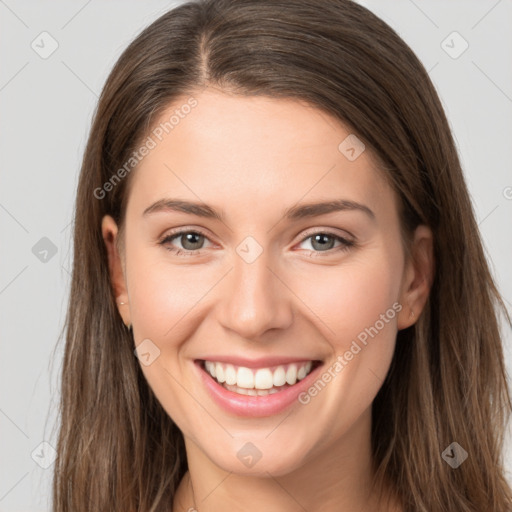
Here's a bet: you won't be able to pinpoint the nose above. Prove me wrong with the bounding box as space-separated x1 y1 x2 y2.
215 249 294 340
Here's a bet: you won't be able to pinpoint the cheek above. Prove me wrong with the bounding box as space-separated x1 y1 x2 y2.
125 249 211 426
287 248 404 401
292 253 402 341
287 255 402 427
126 246 214 342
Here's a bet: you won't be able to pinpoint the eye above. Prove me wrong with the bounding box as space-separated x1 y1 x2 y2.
158 229 213 256
158 228 355 257
297 230 355 256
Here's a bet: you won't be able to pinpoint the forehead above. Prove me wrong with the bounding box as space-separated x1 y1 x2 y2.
126 88 393 222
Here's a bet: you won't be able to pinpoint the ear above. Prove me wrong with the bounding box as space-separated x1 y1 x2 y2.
397 224 435 330
101 215 131 328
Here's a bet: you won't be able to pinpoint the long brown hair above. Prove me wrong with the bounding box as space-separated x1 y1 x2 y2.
51 0 512 510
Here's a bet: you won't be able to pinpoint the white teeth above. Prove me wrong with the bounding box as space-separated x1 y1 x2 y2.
234 386 248 395
225 364 237 385
237 367 254 388
273 366 286 386
223 383 291 396
254 368 273 389
215 362 225 383
203 360 317 390
285 365 297 385
206 361 216 378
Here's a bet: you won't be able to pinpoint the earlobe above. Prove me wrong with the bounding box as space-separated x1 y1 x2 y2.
101 215 130 326
397 225 434 330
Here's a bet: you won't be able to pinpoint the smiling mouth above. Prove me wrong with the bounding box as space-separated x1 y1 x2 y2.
198 359 323 396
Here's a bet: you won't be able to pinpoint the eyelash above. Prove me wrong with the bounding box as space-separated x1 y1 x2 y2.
158 228 355 258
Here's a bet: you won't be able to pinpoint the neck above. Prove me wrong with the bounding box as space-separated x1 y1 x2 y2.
172 407 401 512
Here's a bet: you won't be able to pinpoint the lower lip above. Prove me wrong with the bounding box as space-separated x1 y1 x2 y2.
194 360 324 418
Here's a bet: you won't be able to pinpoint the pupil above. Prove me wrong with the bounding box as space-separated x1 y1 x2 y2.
179 233 335 252
312 234 333 251
183 232 202 250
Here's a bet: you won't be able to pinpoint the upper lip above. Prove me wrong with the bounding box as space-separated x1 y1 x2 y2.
196 356 323 369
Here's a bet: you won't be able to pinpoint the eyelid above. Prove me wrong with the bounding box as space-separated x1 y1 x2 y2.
158 226 356 256
159 225 354 243
158 226 214 247
295 226 355 245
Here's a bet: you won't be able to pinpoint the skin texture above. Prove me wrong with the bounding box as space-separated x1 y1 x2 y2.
102 88 434 512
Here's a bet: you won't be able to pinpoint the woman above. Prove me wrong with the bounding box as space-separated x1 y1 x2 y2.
52 0 512 510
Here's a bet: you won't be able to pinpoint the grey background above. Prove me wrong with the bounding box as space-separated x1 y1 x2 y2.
1 1 511 510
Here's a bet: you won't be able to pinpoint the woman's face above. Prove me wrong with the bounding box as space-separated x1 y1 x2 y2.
103 88 430 477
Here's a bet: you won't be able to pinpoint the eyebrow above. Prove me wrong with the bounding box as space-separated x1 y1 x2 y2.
142 198 375 222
